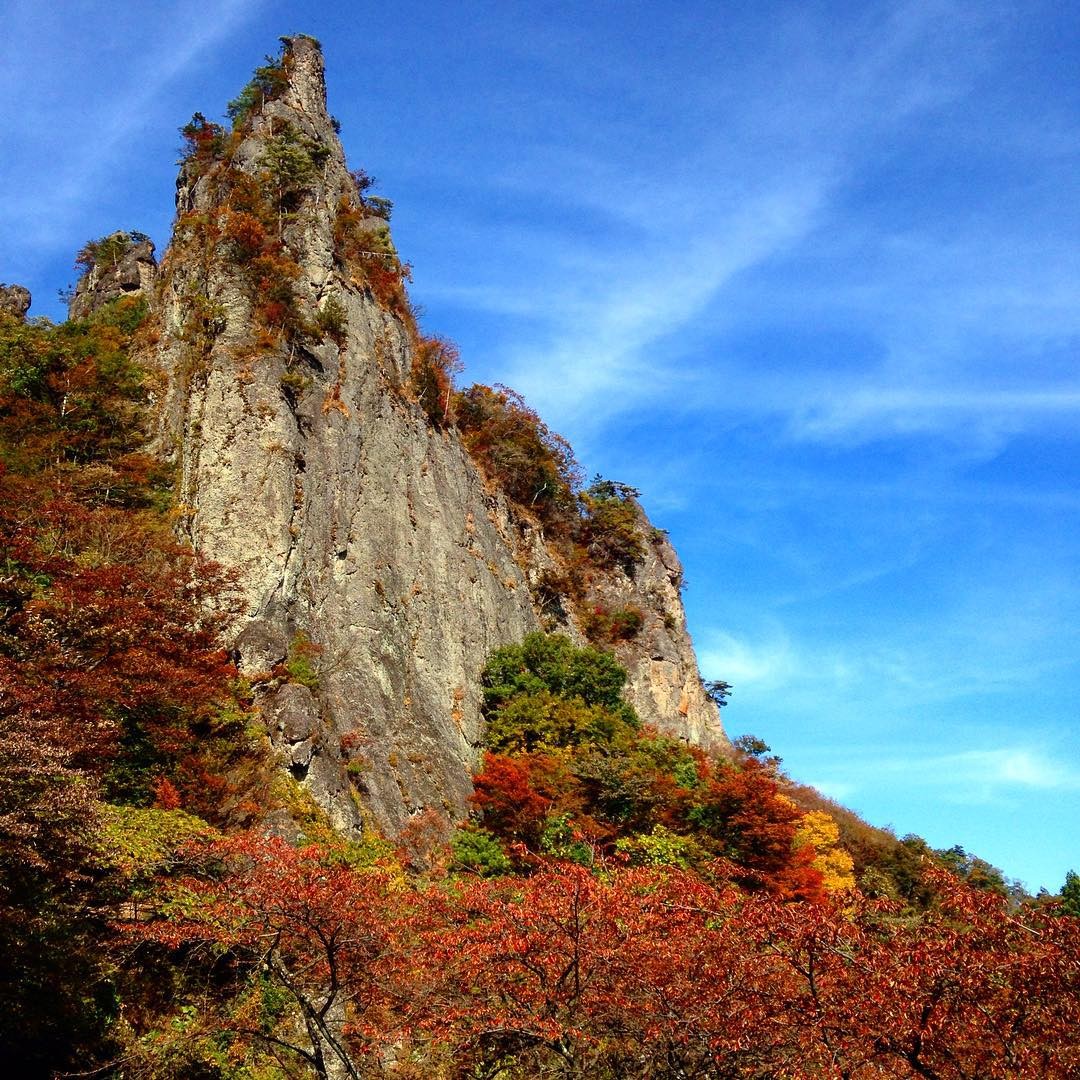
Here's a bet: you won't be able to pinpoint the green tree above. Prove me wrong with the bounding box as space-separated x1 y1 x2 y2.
480 633 638 753
705 679 733 708
259 123 330 225
451 826 512 876
1061 869 1080 916
482 632 632 715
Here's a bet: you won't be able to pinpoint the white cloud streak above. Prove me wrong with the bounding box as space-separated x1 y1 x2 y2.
801 745 1080 813
1 0 264 258
421 2 1077 454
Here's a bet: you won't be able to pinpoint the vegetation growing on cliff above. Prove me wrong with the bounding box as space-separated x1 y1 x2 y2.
89 623 1079 1078
468 632 828 898
174 38 649 652
173 37 414 357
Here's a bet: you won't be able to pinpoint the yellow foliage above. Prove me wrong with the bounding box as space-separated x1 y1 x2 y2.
795 809 856 893
94 804 218 883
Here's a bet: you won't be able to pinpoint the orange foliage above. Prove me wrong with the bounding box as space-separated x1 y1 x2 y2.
410 335 461 425
455 383 581 524
470 752 552 843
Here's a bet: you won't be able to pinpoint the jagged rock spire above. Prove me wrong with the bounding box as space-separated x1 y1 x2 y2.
277 34 332 123
148 35 726 840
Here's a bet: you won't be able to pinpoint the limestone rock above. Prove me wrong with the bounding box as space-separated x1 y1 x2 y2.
591 507 727 750
0 284 30 320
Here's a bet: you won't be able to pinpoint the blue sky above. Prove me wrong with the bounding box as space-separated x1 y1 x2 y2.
2 0 1077 892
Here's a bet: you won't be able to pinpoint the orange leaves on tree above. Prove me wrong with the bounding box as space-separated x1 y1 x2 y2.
470 751 552 844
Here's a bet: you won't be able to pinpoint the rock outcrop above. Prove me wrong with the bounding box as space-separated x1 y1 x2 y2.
140 35 726 837
0 284 30 320
68 233 157 321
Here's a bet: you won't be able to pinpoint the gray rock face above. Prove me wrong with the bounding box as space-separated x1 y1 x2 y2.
149 36 726 838
0 284 30 320
68 234 157 320
590 509 728 750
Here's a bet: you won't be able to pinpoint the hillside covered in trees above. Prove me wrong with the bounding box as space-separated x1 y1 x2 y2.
1 35 1078 1079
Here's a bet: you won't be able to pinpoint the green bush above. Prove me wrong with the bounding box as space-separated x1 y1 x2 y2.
227 52 289 128
283 632 320 689
483 690 634 755
579 477 645 574
616 824 699 869
279 370 311 396
582 604 644 644
316 294 348 342
480 633 638 754
74 231 150 273
539 813 593 865
258 123 330 214
0 315 50 399
482 632 630 712
450 826 512 876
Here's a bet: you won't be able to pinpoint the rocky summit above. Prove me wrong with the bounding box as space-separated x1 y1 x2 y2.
0 283 31 320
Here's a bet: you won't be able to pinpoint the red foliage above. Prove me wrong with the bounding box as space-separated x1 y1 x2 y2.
410 335 461 426
152 777 182 810
221 208 267 259
0 304 272 1067
455 383 582 523
689 759 827 901
472 727 824 898
0 481 239 763
470 752 552 843
179 112 225 170
137 839 1080 1078
135 834 416 1071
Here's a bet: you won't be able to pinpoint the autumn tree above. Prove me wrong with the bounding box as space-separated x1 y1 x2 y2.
136 850 1080 1078
131 834 416 1079
0 300 267 1072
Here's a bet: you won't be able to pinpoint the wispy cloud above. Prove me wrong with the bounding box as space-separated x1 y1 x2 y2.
79 1 264 165
698 573 1080 724
788 386 1080 444
851 746 1080 803
697 628 800 691
1 0 265 266
800 744 1080 815
441 7 996 419
804 779 859 802
420 3 1078 459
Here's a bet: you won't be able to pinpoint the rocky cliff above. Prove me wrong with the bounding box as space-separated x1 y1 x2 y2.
68 233 158 322
117 36 726 837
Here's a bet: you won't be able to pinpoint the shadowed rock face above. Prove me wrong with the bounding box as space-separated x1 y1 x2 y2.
0 284 31 320
68 234 157 321
148 35 726 838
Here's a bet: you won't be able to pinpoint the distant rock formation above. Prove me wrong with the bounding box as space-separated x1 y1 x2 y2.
68 233 157 320
0 284 31 320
